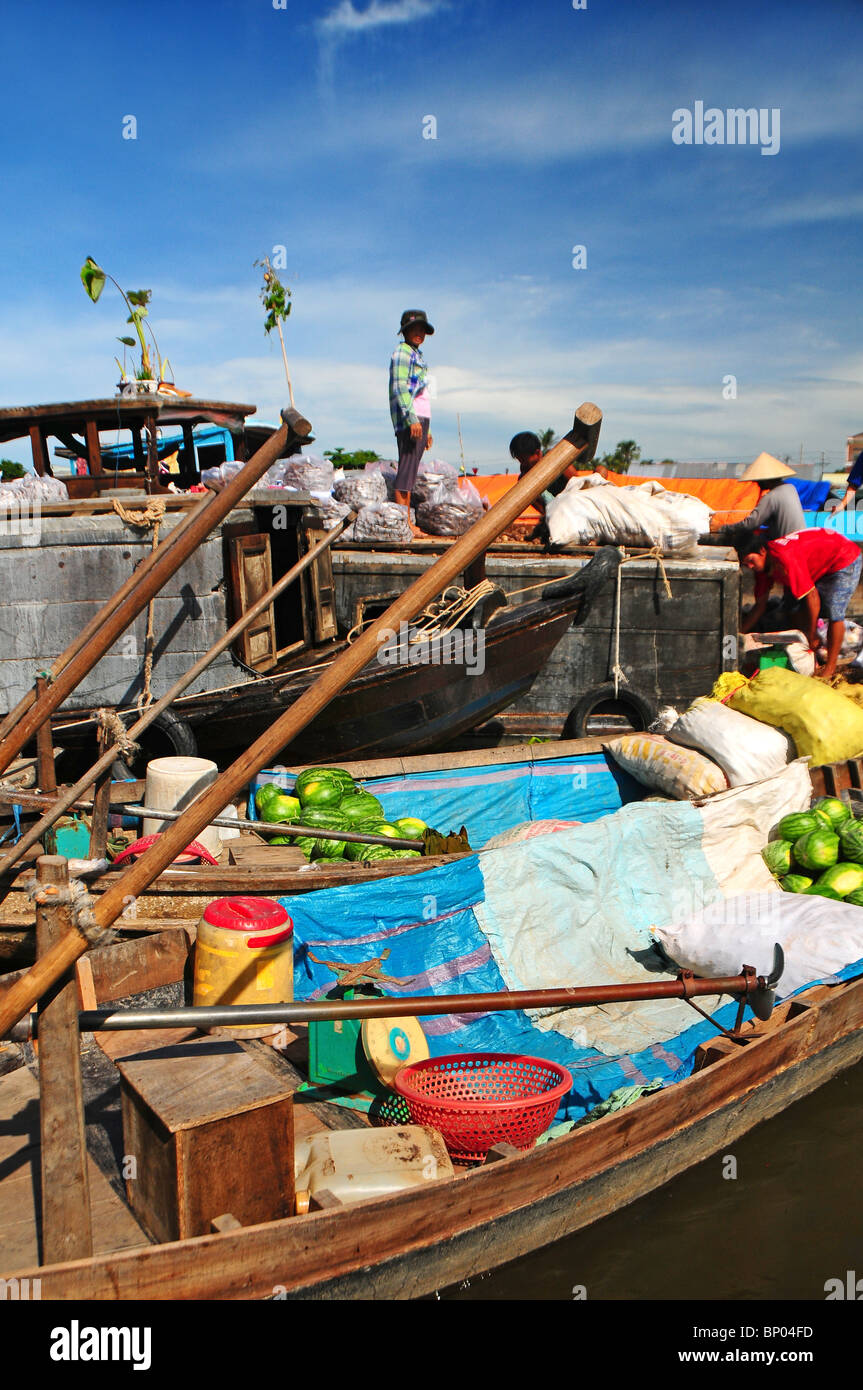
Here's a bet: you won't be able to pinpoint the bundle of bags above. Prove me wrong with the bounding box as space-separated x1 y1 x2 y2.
546 474 712 556
604 667 863 801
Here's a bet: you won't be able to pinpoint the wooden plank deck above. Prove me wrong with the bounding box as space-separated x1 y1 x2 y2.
0 1066 148 1268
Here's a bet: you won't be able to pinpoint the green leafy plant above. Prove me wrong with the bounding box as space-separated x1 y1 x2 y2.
0 459 26 481
255 256 294 407
81 258 165 381
323 447 380 470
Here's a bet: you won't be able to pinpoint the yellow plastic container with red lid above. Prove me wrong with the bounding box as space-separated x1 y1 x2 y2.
193 896 294 1039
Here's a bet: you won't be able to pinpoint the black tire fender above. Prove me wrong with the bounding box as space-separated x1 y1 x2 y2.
561 682 658 740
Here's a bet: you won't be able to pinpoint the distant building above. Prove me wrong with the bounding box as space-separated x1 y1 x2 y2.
847 431 863 465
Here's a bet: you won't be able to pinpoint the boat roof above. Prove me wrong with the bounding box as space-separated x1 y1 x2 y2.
0 396 257 445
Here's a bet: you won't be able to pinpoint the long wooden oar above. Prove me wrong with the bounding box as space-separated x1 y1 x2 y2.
0 407 312 777
4 960 780 1042
0 502 207 746
0 403 601 1039
0 508 353 877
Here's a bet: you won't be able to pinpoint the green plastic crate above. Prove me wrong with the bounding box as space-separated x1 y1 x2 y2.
758 648 790 671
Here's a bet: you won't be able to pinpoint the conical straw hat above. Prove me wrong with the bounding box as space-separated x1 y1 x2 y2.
741 452 795 482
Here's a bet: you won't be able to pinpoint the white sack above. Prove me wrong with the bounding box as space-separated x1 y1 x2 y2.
654 890 863 997
546 474 712 556
667 697 796 787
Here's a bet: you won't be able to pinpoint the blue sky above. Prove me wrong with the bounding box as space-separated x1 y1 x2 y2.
0 0 861 471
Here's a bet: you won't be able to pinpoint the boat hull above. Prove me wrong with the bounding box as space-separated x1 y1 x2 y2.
5 974 862 1300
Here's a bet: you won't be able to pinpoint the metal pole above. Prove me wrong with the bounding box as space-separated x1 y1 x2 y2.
6 967 761 1041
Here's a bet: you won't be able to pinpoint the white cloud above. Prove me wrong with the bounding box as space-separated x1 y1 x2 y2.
318 0 445 36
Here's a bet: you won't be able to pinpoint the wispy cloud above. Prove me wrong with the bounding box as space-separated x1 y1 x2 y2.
318 0 446 37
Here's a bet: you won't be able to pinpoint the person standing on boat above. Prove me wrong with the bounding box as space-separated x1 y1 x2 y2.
390 310 434 535
740 528 862 679
720 453 805 542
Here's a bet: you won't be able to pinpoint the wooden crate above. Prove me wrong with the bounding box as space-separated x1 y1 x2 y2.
117 1036 294 1243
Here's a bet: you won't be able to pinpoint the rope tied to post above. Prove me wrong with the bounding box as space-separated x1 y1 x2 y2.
96 707 140 761
27 879 114 947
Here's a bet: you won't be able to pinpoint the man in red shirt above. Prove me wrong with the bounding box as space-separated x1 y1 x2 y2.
740 528 862 679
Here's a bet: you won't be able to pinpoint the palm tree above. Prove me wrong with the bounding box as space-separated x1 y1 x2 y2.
538 428 557 451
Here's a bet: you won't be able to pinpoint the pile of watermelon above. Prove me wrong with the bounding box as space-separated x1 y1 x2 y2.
253 767 427 864
763 797 863 902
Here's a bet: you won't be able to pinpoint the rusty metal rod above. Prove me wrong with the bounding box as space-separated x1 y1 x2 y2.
0 406 312 777
0 506 351 878
119 802 425 850
0 403 601 1040
5 967 761 1042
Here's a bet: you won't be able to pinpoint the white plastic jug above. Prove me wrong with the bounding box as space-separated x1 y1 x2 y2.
143 756 220 856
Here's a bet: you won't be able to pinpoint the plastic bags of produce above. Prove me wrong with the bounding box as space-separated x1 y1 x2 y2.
279 454 335 494
351 502 412 544
667 697 794 787
412 459 458 507
308 497 352 530
416 481 484 536
364 459 398 500
603 733 728 799
333 470 388 508
728 667 863 767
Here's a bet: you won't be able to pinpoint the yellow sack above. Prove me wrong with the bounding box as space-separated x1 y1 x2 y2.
603 733 728 800
710 670 748 703
728 667 863 768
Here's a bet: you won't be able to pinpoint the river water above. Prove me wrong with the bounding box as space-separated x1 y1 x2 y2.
441 1057 863 1301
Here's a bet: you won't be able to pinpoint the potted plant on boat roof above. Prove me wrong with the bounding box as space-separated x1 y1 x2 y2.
80 257 174 396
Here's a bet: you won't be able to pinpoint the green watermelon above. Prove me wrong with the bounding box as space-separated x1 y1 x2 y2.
793 828 839 874
368 822 401 839
838 819 863 864
260 793 301 824
255 783 282 814
805 884 843 900
297 778 345 810
780 874 814 893
777 811 822 843
392 817 427 839
762 841 793 877
813 862 863 898
812 797 852 831
845 888 863 907
294 767 355 799
339 792 385 825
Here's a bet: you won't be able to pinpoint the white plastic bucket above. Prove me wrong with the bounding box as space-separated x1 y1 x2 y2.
143 755 220 856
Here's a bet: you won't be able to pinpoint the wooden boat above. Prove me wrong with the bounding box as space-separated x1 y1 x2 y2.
3 969 859 1299
2 737 863 1298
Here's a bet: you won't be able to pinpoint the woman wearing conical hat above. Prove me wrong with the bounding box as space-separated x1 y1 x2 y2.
721 453 805 541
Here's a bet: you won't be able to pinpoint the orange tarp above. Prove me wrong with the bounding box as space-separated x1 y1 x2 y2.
469 472 760 524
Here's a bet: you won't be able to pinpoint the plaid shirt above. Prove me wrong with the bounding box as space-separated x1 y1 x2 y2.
389 341 429 432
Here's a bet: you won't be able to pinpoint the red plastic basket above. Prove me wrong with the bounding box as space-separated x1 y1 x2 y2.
393 1052 572 1163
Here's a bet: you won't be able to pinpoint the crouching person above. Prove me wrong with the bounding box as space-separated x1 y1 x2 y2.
740 528 862 680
